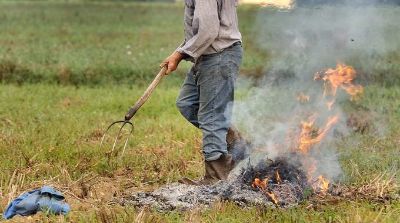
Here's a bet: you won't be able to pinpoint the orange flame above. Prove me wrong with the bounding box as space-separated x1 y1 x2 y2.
314 63 363 109
298 116 339 154
275 170 282 184
252 178 268 190
252 178 279 204
313 175 330 194
297 63 361 194
266 191 279 205
251 179 279 205
253 63 361 198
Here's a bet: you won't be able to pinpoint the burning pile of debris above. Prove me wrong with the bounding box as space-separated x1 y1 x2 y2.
118 64 374 210
118 157 308 211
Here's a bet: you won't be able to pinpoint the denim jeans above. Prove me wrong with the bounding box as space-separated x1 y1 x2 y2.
176 43 243 161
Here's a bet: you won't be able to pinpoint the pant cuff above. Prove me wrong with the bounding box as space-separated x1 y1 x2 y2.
205 152 226 161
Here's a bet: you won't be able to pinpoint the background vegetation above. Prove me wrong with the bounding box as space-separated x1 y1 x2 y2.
0 1 266 85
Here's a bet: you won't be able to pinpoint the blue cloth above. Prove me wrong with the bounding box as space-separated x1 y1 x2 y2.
176 43 243 161
3 186 70 219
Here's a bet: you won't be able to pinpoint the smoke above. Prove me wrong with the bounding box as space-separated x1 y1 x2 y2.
232 4 399 181
255 5 399 81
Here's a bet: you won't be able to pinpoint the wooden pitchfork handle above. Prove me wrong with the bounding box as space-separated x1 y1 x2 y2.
124 66 167 121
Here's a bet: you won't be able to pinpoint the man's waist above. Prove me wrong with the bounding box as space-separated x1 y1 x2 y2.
197 41 242 64
203 40 242 55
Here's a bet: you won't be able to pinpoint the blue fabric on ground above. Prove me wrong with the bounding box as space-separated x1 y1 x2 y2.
3 186 70 219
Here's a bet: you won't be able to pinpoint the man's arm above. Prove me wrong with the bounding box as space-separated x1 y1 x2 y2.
176 0 220 59
161 0 220 74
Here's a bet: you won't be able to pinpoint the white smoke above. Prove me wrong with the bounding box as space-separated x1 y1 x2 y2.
232 4 398 181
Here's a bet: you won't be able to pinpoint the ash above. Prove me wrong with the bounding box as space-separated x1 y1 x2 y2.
118 158 308 211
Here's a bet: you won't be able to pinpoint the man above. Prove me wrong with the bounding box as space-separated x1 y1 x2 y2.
160 0 242 185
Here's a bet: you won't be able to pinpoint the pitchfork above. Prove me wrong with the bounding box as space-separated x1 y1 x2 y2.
100 67 167 160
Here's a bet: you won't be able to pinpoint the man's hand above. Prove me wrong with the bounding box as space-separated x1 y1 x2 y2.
160 51 184 75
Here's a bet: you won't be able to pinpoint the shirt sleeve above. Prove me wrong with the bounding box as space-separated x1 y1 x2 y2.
175 40 191 61
176 0 220 61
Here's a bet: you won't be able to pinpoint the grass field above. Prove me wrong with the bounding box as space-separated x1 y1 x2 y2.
0 1 267 85
1 1 400 222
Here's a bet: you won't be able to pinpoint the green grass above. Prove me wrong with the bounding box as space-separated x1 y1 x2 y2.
0 1 400 222
1 2 399 86
0 84 399 222
0 1 267 85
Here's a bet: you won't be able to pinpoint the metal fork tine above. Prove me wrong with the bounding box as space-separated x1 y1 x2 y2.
120 122 134 160
111 121 129 154
100 120 126 148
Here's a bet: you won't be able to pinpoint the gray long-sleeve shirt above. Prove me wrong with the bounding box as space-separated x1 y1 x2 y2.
176 0 242 62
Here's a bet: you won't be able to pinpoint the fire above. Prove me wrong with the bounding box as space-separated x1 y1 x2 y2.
252 63 363 201
297 63 363 193
252 178 268 190
275 170 282 184
252 177 279 205
314 63 364 108
298 116 339 154
266 191 279 205
313 175 330 194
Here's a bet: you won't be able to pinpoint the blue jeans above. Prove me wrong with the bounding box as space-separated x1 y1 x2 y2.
176 43 243 161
